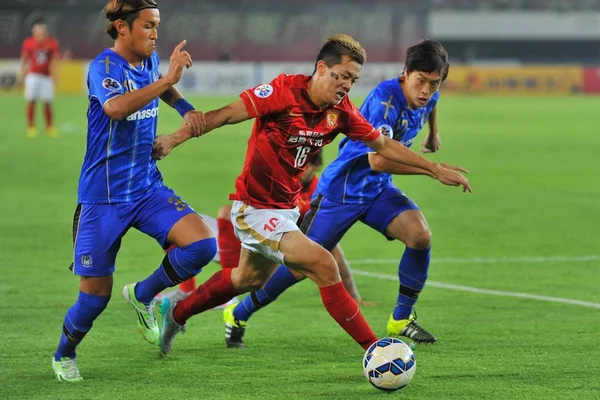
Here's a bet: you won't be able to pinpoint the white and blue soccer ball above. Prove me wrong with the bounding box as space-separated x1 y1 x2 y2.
363 337 416 391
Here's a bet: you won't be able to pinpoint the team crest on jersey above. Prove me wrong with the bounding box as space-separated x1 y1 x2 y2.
326 110 339 128
102 77 121 91
254 84 273 98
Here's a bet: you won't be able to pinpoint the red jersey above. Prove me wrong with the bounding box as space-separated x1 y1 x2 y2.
231 74 380 209
21 36 59 76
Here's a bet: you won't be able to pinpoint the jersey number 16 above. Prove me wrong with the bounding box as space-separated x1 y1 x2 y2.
293 145 311 168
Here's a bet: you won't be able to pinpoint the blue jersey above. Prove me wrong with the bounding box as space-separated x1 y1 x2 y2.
78 49 162 203
317 78 439 204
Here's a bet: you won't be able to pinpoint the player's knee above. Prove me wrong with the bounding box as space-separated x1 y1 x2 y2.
168 238 217 279
246 275 268 292
187 237 218 273
80 292 111 314
233 266 268 292
406 228 432 250
217 204 232 220
310 249 340 284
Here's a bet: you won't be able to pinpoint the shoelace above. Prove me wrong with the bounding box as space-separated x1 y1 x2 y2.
60 358 79 378
146 303 157 325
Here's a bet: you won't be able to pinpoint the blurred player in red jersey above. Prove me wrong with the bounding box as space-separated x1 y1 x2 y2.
18 17 60 138
159 150 373 308
153 34 470 355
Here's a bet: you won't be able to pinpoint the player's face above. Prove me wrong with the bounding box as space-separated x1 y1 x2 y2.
315 55 361 107
127 9 160 60
403 70 442 108
32 23 47 40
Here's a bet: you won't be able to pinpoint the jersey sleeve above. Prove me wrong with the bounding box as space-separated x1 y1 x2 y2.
87 56 125 106
343 101 381 142
239 73 288 118
21 38 31 57
359 84 400 139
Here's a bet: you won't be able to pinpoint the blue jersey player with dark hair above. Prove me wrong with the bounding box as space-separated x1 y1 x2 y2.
52 0 216 382
223 39 470 349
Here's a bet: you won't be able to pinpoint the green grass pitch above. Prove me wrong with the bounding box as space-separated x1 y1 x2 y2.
0 93 599 399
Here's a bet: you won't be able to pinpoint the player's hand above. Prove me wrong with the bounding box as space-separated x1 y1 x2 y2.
152 134 177 160
420 132 441 153
183 110 206 137
16 74 24 88
439 162 469 174
165 40 192 85
433 164 472 193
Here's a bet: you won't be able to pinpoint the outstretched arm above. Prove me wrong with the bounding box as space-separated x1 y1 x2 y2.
362 134 471 192
368 152 467 177
152 99 250 160
160 85 206 137
333 245 375 307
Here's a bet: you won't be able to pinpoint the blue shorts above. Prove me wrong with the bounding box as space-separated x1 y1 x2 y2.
300 185 419 251
71 185 196 277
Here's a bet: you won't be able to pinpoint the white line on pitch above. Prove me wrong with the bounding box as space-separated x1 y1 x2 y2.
351 255 600 265
351 270 600 309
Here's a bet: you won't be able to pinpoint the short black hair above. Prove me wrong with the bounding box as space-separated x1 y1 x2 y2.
32 17 46 26
405 39 449 81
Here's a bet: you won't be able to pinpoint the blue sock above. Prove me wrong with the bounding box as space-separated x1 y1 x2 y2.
54 291 110 360
135 238 217 304
393 247 431 320
233 265 299 322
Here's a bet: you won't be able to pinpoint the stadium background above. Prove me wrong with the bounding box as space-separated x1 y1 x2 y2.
1 1 599 399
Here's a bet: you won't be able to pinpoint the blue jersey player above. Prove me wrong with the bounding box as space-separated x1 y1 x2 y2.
223 39 470 348
52 0 217 382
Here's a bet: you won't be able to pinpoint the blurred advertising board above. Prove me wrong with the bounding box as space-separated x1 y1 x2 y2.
444 66 583 95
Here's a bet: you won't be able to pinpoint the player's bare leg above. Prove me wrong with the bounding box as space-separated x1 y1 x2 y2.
26 100 37 137
161 248 277 354
384 209 436 343
279 231 378 350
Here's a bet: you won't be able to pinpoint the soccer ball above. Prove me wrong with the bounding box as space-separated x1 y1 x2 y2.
363 337 416 391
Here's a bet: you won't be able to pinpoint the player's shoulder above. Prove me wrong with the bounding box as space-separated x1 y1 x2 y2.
336 95 362 115
22 36 34 47
49 37 60 47
90 49 124 71
271 73 309 89
371 78 399 97
430 90 440 103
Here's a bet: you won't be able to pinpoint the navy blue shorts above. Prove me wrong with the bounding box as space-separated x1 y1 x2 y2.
71 185 196 276
300 185 419 251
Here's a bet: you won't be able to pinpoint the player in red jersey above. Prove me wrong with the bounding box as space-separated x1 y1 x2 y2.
153 34 471 355
160 150 372 308
18 17 60 138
